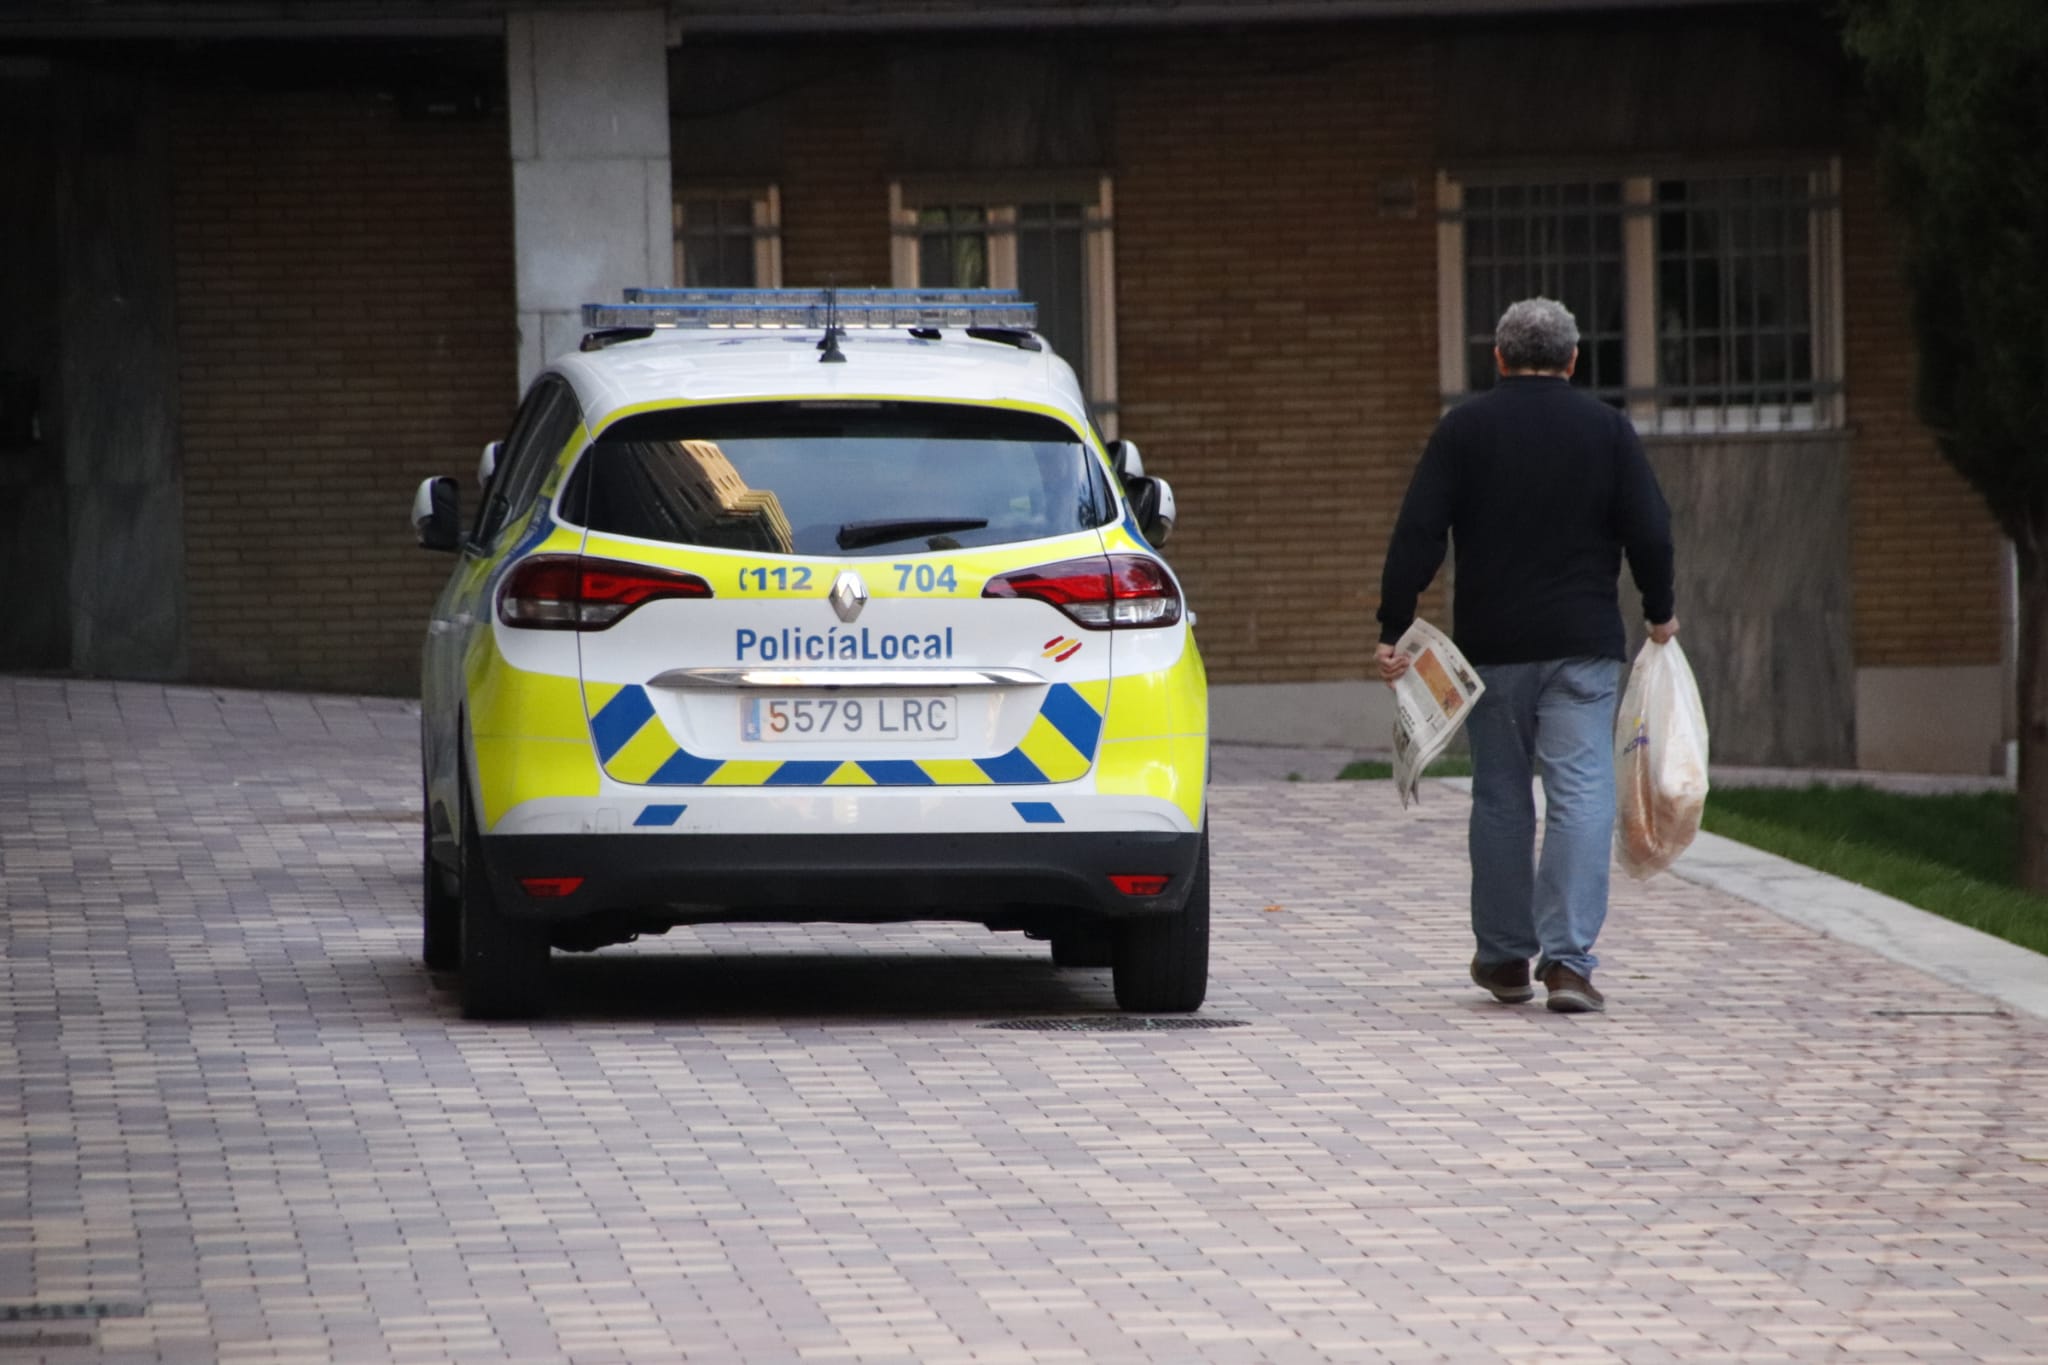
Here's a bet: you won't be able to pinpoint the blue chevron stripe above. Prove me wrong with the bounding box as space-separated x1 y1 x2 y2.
1038 683 1102 757
764 760 843 786
647 749 723 784
595 679 1107 787
975 749 1049 784
859 760 935 786
590 686 656 762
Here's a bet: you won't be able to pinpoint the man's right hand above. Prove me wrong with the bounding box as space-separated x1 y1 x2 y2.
1376 642 1409 684
1649 615 1680 645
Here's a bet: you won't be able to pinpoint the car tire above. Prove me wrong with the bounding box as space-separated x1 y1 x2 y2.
1111 825 1209 1013
457 783 550 1021
421 782 461 972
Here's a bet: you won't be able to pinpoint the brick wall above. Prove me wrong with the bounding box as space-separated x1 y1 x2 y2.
158 33 1996 706
778 61 893 289
1842 158 2005 667
173 86 517 695
1114 31 1442 684
764 32 1442 688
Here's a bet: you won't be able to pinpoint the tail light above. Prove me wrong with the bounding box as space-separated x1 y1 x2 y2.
498 554 712 630
981 553 1182 629
1109 874 1172 896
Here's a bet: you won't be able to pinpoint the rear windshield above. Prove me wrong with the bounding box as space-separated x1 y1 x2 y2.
563 401 1114 557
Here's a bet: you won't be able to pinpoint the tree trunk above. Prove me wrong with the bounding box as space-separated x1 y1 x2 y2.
2018 553 2048 893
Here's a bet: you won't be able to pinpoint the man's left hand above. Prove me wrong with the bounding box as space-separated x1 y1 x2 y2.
1376 643 1409 685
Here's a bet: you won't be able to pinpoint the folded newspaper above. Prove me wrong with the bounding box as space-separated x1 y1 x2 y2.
1389 619 1484 808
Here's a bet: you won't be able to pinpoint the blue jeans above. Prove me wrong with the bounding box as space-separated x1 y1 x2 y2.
1465 657 1624 980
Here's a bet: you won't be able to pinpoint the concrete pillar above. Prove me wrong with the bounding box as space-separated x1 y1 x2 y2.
56 71 187 679
0 62 71 672
507 6 673 387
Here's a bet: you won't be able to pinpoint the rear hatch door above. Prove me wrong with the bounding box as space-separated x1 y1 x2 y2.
561 400 1118 790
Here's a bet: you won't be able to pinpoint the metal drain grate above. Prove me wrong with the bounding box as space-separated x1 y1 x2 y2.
1872 1009 2005 1018
0 1303 145 1323
983 1016 1249 1032
0 1331 96 1350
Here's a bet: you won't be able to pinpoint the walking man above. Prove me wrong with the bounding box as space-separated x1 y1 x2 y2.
1377 297 1677 1013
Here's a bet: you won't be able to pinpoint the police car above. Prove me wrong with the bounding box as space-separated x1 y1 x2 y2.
411 288 1207 1020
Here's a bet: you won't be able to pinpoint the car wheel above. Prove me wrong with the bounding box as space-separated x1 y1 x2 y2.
1110 826 1209 1013
1049 927 1113 968
457 782 550 1021
422 780 461 972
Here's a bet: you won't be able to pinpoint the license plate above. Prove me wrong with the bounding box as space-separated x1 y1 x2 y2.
743 694 957 743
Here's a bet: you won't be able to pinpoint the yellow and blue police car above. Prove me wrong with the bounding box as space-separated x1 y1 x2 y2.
411 288 1206 1019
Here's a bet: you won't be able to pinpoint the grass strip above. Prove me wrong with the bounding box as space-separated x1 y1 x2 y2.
1701 786 2048 960
1340 762 2047 959
1338 756 1473 781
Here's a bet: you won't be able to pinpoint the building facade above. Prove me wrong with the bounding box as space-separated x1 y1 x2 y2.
0 0 2011 771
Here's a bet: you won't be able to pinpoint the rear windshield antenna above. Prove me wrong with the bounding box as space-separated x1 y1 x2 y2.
818 286 846 364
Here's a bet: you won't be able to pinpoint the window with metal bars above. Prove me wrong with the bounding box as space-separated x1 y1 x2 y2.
1459 181 1628 405
915 205 992 291
673 189 781 289
891 181 1119 436
1655 174 1819 418
1439 167 1842 433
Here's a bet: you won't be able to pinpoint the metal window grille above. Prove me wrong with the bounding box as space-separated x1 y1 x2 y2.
893 182 1119 434
1446 170 1842 432
676 196 770 289
1653 174 1827 426
1013 201 1090 387
907 200 1095 408
916 205 991 289
1460 180 1628 405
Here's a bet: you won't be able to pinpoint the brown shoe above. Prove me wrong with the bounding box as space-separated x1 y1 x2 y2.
1470 956 1534 1004
1541 965 1606 1014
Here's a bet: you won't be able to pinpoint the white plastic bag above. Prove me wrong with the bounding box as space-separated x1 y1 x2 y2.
1613 638 1710 879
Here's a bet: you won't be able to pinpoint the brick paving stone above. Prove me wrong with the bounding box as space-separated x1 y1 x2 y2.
1 676 2045 1362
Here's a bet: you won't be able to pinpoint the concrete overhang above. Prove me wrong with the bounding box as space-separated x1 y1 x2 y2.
0 1 512 38
0 0 1815 39
668 0 1812 36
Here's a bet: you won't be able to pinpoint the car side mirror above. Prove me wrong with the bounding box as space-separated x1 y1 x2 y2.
1127 474 1177 547
477 440 501 487
1109 439 1144 481
412 476 462 552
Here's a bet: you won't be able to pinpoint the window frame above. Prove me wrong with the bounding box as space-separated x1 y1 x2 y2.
889 176 1120 438
556 400 1118 558
673 185 783 290
475 377 580 547
1436 161 1844 434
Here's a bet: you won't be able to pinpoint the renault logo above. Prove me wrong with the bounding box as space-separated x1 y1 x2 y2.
828 570 869 623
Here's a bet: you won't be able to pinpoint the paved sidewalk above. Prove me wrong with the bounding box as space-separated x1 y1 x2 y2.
3 677 2047 1363
1209 747 1375 784
1433 777 2048 1024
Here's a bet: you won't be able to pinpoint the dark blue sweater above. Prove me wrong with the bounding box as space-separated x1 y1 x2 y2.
1377 375 1675 666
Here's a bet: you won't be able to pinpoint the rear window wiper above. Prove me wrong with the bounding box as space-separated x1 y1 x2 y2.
836 517 989 551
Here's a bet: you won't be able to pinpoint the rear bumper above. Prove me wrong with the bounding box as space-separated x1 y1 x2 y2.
480 829 1203 926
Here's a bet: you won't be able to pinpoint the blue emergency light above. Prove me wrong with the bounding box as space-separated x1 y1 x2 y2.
580 287 1038 332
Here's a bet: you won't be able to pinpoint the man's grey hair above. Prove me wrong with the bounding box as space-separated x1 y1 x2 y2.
1494 297 1580 372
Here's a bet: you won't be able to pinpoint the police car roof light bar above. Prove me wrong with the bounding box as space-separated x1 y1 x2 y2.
581 287 1038 333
